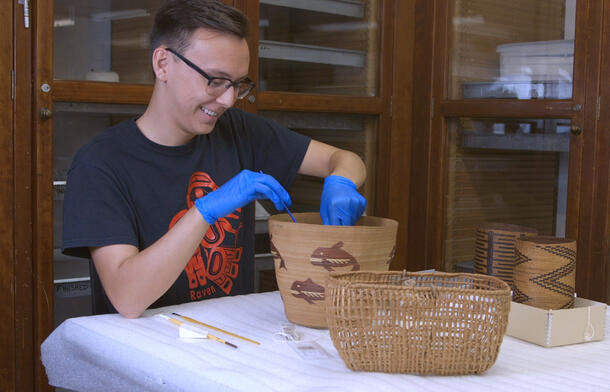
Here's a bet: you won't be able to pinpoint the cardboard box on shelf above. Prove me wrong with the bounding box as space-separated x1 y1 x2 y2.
506 297 606 347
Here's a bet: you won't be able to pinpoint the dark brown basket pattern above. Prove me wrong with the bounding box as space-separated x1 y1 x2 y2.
325 271 511 375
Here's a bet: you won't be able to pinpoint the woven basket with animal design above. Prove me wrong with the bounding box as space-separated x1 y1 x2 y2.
326 271 511 375
268 212 398 328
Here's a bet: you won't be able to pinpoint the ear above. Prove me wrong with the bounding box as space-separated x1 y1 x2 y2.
152 47 170 82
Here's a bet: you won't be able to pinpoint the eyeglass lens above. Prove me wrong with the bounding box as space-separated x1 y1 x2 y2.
207 79 253 99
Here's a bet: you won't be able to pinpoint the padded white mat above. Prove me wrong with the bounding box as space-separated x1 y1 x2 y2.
42 291 610 392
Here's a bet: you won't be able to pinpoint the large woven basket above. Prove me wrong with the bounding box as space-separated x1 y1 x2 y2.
326 271 511 375
269 212 398 328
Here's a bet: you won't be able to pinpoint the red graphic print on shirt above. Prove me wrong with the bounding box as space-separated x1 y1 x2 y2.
168 172 243 300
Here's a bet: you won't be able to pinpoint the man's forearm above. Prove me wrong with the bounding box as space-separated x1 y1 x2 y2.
328 149 366 187
92 206 208 318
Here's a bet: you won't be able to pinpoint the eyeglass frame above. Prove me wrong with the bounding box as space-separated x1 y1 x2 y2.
166 47 256 99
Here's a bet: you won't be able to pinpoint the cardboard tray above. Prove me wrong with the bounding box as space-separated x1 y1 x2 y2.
506 297 606 347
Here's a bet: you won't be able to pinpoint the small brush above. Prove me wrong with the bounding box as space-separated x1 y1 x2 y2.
158 314 238 348
284 206 297 223
258 170 297 223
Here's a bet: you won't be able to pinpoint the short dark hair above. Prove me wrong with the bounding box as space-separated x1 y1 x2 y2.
150 0 250 56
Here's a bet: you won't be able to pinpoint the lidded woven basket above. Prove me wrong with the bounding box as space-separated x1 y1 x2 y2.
326 271 511 375
474 222 538 288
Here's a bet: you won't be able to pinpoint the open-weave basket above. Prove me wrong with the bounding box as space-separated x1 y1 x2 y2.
326 271 511 375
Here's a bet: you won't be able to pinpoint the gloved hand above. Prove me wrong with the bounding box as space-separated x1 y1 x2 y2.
195 170 291 225
320 175 367 226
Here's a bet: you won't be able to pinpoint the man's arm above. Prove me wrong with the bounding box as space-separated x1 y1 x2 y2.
90 170 291 318
298 139 366 186
298 140 367 225
90 206 208 318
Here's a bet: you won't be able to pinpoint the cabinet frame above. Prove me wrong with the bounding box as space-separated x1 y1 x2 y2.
33 1 54 391
1 3 16 391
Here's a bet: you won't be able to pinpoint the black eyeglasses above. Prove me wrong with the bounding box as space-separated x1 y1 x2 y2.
166 47 255 99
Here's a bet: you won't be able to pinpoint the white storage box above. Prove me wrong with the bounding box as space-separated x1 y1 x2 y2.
497 39 573 81
506 297 606 347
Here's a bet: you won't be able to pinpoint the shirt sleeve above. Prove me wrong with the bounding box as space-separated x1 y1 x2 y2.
61 160 139 259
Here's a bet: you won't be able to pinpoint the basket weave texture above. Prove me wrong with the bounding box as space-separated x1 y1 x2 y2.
326 271 511 375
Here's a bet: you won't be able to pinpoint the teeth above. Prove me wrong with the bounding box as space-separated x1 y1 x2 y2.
202 107 217 117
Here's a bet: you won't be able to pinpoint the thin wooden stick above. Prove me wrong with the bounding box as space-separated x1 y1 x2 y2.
172 313 260 345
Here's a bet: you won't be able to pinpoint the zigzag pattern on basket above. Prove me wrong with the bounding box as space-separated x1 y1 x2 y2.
514 249 532 267
538 245 576 261
528 252 576 299
512 285 531 303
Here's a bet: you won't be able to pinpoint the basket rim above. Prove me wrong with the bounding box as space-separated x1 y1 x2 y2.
268 212 399 230
327 270 511 294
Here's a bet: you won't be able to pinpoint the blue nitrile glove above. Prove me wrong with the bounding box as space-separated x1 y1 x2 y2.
195 170 291 225
320 175 367 226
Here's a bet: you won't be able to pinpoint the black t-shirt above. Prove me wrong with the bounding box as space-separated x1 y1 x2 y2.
62 107 310 309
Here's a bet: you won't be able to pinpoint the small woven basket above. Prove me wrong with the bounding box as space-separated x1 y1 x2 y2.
326 271 511 375
474 222 538 288
513 236 576 309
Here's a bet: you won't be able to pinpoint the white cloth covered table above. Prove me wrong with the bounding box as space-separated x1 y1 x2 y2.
42 291 610 392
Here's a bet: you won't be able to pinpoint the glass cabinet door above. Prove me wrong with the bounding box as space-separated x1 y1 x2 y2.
257 0 381 210
52 0 159 324
443 117 571 272
254 1 384 291
54 0 161 83
449 0 576 100
440 0 578 272
259 0 380 95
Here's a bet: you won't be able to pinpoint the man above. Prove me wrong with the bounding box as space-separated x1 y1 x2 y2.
62 0 366 318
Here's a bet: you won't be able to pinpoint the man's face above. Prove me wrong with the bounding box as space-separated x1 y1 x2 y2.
165 28 250 138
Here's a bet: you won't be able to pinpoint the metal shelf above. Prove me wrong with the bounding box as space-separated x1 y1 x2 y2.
462 133 569 152
462 80 572 100
260 0 364 18
259 40 364 67
54 249 89 284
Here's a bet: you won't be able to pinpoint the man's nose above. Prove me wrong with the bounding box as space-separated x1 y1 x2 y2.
215 85 238 107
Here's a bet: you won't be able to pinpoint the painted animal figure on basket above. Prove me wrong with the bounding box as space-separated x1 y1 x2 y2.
270 236 286 270
309 241 360 271
290 278 325 304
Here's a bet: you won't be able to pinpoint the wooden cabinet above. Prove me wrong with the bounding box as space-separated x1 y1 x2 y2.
2 0 608 391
